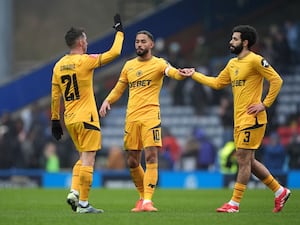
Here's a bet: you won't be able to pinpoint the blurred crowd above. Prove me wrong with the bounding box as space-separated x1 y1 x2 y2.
1 19 300 172
0 104 78 170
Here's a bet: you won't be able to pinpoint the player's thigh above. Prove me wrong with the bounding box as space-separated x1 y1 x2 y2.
142 119 162 148
67 121 101 152
234 124 266 150
124 121 143 150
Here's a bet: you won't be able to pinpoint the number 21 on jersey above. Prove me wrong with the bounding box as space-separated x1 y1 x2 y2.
61 73 80 101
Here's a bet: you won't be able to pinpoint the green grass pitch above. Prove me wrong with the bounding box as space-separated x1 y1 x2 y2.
0 188 299 225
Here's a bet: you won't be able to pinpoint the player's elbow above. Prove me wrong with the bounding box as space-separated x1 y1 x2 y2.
215 84 224 90
111 49 121 58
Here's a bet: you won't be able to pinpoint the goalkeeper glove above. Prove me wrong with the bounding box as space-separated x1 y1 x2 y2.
113 13 123 32
51 120 63 141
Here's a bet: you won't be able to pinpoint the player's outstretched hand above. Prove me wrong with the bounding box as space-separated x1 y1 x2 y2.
99 100 111 117
179 68 195 77
51 120 63 141
113 13 123 32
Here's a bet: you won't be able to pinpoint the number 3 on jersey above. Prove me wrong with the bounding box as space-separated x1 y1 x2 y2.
243 131 250 143
61 74 80 101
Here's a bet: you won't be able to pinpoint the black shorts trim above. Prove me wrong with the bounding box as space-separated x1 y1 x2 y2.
241 117 264 131
150 123 161 130
83 122 100 131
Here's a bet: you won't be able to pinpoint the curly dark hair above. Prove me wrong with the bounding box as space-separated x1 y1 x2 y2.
232 25 257 48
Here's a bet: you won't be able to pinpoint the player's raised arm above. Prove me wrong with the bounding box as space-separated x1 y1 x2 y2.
113 13 123 33
100 14 124 65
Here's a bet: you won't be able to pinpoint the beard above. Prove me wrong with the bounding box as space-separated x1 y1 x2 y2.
136 48 149 56
230 43 243 55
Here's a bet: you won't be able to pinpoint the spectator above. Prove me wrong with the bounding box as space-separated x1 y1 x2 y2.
193 128 216 170
193 35 211 67
106 145 126 170
14 117 31 168
181 128 216 171
219 94 234 145
181 132 199 171
56 134 78 169
167 41 187 106
160 127 181 170
188 66 211 115
262 132 286 174
284 19 300 65
219 141 237 174
286 133 300 169
259 36 275 64
153 37 168 59
43 141 60 172
0 112 14 168
269 24 292 74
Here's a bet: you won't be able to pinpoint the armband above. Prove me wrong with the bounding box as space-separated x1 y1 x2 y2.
165 67 170 76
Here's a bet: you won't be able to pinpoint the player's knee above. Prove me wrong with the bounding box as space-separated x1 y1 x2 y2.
145 154 158 164
127 156 139 168
144 147 159 164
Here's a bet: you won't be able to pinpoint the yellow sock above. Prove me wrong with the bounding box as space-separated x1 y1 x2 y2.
71 160 82 192
130 165 145 199
79 166 93 201
231 182 246 203
262 175 281 192
144 163 158 201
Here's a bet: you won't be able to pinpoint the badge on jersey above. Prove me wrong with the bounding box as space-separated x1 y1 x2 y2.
136 70 142 77
261 58 269 68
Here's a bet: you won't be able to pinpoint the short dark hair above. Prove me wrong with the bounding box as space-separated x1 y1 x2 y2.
136 30 154 42
232 25 257 48
65 27 85 48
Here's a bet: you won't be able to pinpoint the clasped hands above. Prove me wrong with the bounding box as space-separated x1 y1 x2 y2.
178 68 195 77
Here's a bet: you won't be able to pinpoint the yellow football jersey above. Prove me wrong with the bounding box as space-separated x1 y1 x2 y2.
51 31 124 124
192 52 283 127
106 56 184 121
